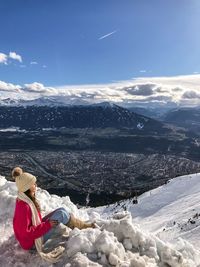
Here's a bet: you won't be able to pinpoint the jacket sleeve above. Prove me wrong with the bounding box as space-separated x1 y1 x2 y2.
18 201 52 240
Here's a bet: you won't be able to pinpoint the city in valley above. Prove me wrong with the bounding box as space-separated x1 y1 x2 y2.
2 150 200 206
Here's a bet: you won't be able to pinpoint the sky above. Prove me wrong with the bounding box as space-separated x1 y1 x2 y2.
1 0 200 107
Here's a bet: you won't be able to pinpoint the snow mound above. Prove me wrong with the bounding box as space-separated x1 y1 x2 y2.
0 176 200 266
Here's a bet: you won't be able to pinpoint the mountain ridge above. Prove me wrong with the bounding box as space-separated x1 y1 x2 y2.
0 104 163 131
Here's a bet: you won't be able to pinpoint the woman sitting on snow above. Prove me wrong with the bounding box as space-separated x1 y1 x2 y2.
12 167 95 262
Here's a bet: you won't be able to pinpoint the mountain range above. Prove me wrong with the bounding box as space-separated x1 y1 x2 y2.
0 103 163 131
0 101 200 161
163 108 200 134
0 96 91 107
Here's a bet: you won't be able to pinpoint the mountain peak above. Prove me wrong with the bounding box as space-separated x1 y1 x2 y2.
92 101 116 108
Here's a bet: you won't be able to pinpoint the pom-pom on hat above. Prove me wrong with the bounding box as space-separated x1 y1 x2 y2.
15 172 37 193
12 167 23 180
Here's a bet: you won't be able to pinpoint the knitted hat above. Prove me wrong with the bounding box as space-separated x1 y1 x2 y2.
15 172 37 192
12 167 23 180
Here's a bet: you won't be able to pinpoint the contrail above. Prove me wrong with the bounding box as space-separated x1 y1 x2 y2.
98 30 117 40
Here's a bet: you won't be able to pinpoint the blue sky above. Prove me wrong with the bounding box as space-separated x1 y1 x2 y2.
1 0 200 87
1 0 200 109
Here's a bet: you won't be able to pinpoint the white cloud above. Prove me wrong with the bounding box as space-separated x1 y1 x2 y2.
1 74 200 107
30 61 38 65
0 53 8 64
55 75 200 107
139 70 146 73
98 30 117 40
23 82 57 94
9 52 22 62
0 51 22 65
133 74 200 91
0 81 21 92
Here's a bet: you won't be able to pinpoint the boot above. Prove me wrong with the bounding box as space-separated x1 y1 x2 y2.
67 214 95 230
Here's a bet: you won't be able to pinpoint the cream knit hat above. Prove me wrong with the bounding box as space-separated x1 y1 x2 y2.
12 167 23 179
15 172 37 192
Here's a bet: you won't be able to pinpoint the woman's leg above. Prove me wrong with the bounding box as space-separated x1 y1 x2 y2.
66 214 95 230
43 207 95 242
43 207 70 224
43 207 71 243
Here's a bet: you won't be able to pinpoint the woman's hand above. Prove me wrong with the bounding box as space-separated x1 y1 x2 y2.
49 220 59 227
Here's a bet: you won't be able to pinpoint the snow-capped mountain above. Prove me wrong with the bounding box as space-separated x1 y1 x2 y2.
0 98 21 106
0 96 91 107
0 104 163 131
1 173 200 266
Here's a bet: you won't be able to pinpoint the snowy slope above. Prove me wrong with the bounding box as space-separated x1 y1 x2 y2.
0 175 200 267
96 173 200 249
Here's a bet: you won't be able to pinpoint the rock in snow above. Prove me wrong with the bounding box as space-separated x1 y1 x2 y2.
0 175 200 267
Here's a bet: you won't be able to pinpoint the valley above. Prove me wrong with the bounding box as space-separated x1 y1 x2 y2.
1 104 200 206
3 148 200 206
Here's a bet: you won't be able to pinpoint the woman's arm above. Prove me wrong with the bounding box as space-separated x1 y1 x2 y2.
16 201 52 240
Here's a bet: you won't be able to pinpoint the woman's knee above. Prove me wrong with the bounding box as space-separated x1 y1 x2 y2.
55 207 68 214
56 208 71 224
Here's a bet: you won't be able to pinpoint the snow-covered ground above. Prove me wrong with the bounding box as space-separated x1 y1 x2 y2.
95 173 200 249
0 174 200 266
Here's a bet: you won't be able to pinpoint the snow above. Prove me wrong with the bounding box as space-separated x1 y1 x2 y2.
0 174 200 266
0 96 91 107
96 173 200 248
0 127 27 132
136 123 144 130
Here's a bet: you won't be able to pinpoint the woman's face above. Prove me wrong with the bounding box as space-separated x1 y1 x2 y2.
29 182 37 197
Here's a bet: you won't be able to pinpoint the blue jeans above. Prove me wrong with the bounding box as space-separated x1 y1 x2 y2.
43 207 71 243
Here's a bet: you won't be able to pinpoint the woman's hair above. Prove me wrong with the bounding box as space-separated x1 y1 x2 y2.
24 189 41 212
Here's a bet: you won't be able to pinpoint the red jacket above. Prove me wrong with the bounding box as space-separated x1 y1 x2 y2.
13 199 52 250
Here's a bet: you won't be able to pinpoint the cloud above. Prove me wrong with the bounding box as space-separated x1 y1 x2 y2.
139 70 146 73
56 76 200 107
124 83 156 96
2 74 200 108
98 30 117 40
23 82 57 94
172 87 183 92
0 53 8 64
0 51 22 64
9 52 22 62
145 95 173 102
155 87 167 93
133 74 200 91
182 90 200 99
0 81 21 92
30 61 38 65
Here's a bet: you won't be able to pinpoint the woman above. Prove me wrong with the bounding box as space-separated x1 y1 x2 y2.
12 167 94 262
